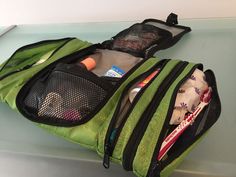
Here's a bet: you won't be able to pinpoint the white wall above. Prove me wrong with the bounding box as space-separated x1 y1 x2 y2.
0 0 236 25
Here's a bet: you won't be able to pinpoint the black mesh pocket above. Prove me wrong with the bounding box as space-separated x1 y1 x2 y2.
23 63 111 126
110 24 172 57
101 14 191 59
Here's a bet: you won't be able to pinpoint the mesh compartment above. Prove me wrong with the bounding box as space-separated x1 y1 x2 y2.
111 24 171 55
24 67 109 124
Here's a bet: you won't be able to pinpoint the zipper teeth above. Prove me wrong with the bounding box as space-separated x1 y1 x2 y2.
0 38 74 72
147 64 201 177
108 60 170 154
158 70 219 170
123 61 188 171
160 106 209 169
103 60 168 167
103 65 156 168
17 44 157 128
53 67 111 91
16 44 100 127
0 38 75 81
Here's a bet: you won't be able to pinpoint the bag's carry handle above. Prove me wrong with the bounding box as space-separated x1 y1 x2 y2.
166 13 178 26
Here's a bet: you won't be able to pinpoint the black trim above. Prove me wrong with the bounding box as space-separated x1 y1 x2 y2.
103 59 169 169
16 44 100 127
142 19 190 32
102 13 191 59
0 38 75 80
147 64 203 177
142 15 191 58
122 61 189 171
157 70 221 172
53 63 112 91
16 44 160 127
22 65 113 126
100 76 120 86
102 23 172 59
166 13 178 26
141 18 191 33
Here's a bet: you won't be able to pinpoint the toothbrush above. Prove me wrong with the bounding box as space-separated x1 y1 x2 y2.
158 87 212 161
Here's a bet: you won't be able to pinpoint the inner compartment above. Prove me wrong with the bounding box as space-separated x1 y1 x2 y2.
21 48 144 126
0 39 70 81
103 24 172 58
81 49 143 78
108 66 162 145
23 65 111 125
143 21 185 37
159 70 221 164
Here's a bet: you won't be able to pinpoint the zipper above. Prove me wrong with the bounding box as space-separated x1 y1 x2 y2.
122 61 188 171
0 37 74 71
17 44 161 127
149 161 161 177
157 106 210 172
16 44 100 125
104 23 173 59
103 59 169 169
0 38 75 81
54 64 112 91
147 64 201 177
149 69 221 176
0 65 32 80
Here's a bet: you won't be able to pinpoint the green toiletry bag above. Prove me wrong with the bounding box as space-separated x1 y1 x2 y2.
0 14 221 177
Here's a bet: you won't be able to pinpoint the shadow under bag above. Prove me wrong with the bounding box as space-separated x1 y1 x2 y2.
0 13 221 177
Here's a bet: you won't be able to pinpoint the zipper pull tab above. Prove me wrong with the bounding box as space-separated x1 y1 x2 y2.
103 143 111 169
149 161 161 177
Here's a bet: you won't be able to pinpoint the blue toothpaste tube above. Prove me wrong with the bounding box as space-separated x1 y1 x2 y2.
105 65 125 78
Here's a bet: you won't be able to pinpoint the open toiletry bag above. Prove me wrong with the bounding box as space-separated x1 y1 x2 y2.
0 14 221 177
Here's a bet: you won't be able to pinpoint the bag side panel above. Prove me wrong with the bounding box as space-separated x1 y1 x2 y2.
133 63 196 176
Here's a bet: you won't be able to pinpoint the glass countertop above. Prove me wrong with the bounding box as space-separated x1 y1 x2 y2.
0 18 235 177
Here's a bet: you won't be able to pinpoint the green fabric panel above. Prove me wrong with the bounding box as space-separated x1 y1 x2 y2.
0 38 91 109
133 63 196 177
0 39 69 78
40 58 160 151
111 60 181 161
0 60 7 70
160 133 207 177
96 58 160 153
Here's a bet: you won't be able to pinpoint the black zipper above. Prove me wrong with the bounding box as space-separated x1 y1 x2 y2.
23 68 113 126
103 59 169 169
0 65 32 80
0 38 74 71
16 44 101 126
102 23 173 59
158 106 209 171
54 63 112 91
122 61 189 171
147 64 202 177
0 38 75 81
107 59 169 148
148 69 221 177
16 44 161 127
